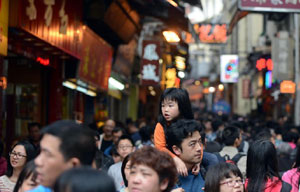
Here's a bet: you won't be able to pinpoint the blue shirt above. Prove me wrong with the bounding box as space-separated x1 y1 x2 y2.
27 185 52 192
178 171 205 192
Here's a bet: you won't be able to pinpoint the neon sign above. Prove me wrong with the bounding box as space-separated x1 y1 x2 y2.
194 24 227 43
256 58 273 71
36 57 50 66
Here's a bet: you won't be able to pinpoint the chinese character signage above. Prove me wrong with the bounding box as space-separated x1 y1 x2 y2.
272 37 294 80
280 80 296 93
239 0 300 12
220 55 239 83
9 0 82 58
194 24 227 44
78 27 113 90
140 40 160 85
0 0 8 56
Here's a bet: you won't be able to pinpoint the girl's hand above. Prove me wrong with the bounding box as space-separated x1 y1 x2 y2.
191 163 200 175
171 188 185 192
173 156 188 176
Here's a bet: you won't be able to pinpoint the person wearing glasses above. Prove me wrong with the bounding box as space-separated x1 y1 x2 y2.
0 141 36 192
108 135 135 191
204 163 244 192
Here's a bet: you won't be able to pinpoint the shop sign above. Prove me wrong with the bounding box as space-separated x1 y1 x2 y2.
242 79 251 98
220 55 239 83
239 0 300 13
0 0 8 56
193 24 227 44
272 37 294 80
165 68 180 88
78 27 113 90
36 57 50 66
280 80 296 94
140 40 160 85
256 58 273 71
10 0 83 58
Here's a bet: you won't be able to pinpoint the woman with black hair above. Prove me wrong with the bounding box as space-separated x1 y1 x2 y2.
120 154 132 192
282 146 300 192
0 141 36 192
54 167 116 192
13 160 38 192
245 140 291 192
204 162 244 192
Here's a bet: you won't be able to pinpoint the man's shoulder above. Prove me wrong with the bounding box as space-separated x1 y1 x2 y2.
27 185 52 192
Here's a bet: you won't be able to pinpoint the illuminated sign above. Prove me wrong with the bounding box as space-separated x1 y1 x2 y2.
36 57 50 66
280 80 296 94
194 24 227 43
220 55 239 83
0 76 7 89
256 58 273 71
265 71 273 89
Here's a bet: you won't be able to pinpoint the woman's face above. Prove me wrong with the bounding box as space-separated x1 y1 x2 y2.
128 164 168 192
18 174 38 192
10 145 27 169
219 173 244 192
124 160 131 180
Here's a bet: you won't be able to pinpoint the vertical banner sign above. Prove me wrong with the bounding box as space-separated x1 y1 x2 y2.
0 0 8 56
140 40 160 85
239 0 300 12
78 27 113 90
272 37 294 80
220 55 239 83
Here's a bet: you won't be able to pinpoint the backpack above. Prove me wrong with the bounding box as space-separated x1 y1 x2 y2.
214 152 246 165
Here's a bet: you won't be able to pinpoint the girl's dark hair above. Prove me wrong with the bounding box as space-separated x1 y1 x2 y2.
294 146 300 188
6 140 37 177
13 160 37 192
54 167 116 192
246 140 280 192
205 163 243 192
121 153 132 187
158 88 193 128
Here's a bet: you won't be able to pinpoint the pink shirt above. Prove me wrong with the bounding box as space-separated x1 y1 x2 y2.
282 168 300 192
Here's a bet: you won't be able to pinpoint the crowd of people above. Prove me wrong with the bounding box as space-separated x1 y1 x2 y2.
0 87 299 192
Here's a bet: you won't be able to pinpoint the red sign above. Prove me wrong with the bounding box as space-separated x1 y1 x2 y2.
140 40 160 86
256 58 273 71
194 24 227 44
10 0 83 59
36 57 50 66
78 27 113 90
239 0 300 12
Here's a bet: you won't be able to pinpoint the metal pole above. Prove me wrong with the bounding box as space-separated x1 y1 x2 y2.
294 13 300 126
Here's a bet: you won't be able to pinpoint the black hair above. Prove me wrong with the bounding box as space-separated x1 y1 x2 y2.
139 125 155 143
27 122 41 132
158 88 193 128
121 153 132 187
6 140 37 177
205 163 243 192
211 119 224 132
253 130 272 141
282 131 299 144
165 119 202 152
221 126 240 146
112 127 126 135
53 167 116 192
116 135 135 147
41 120 96 165
13 160 37 192
246 140 280 192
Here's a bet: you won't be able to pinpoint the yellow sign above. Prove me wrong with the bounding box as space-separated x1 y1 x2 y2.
280 80 296 94
0 0 8 56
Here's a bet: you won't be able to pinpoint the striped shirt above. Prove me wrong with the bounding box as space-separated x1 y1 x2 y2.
0 175 15 192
